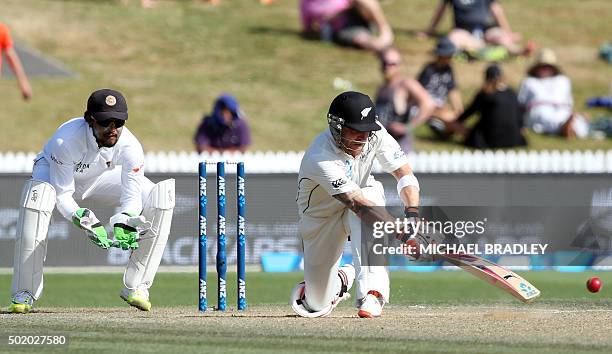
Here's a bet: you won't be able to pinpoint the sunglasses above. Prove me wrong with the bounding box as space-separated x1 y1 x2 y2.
96 119 125 128
381 60 400 68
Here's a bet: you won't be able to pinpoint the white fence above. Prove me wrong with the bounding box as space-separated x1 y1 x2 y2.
1 150 612 174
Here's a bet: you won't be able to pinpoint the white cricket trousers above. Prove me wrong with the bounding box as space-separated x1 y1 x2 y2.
299 178 390 311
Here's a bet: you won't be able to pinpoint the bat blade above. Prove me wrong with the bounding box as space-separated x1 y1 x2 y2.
438 253 541 303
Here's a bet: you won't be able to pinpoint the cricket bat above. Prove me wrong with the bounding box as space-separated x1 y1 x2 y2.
437 253 541 303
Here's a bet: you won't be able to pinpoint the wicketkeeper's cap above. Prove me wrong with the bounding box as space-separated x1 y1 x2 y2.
86 88 128 122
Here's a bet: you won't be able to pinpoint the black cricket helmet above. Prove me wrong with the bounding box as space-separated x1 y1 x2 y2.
327 91 380 155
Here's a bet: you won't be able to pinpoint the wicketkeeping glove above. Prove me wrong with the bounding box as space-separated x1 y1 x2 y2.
110 212 148 250
72 208 112 249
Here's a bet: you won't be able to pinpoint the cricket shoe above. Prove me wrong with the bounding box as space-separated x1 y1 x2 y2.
8 290 34 314
290 264 355 318
357 290 384 318
120 288 151 311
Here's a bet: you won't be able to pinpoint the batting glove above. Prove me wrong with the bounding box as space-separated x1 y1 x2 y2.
398 208 444 261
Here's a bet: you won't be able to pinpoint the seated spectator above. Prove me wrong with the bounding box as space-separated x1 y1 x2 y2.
458 65 527 149
0 22 32 101
417 37 464 138
420 0 535 57
194 94 252 153
300 0 394 51
375 47 435 152
518 48 590 139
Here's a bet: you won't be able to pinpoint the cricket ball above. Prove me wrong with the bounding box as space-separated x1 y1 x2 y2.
586 276 602 293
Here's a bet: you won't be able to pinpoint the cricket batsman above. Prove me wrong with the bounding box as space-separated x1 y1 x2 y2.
8 89 175 313
291 91 435 318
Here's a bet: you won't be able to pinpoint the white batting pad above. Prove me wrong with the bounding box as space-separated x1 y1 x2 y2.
350 179 390 303
11 180 56 299
124 179 175 290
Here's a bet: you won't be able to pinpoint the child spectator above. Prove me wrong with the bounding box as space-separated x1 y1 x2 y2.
417 37 464 138
420 0 535 57
300 0 393 51
518 48 590 139
194 94 252 153
0 22 32 101
458 65 527 149
375 47 435 152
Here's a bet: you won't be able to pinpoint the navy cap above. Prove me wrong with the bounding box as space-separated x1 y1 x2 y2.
435 37 456 57
86 89 128 122
485 64 502 81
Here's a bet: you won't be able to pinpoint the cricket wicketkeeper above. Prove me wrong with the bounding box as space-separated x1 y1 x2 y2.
291 91 435 318
8 89 175 313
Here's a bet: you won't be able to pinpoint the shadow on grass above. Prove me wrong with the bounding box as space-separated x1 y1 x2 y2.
248 26 303 38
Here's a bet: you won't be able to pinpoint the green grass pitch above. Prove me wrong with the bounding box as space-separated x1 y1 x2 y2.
1 271 611 353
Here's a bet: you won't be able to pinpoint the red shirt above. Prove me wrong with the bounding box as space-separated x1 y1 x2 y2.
0 23 14 72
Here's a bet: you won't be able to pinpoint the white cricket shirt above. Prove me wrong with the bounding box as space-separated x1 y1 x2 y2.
36 117 146 220
297 124 409 220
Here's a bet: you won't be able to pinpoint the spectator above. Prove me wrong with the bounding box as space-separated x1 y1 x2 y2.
0 22 32 101
194 94 251 153
417 37 464 138
518 48 590 139
420 0 535 57
375 47 436 152
457 65 527 149
300 0 394 51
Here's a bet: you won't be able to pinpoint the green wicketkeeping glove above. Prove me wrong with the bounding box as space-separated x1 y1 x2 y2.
72 208 112 249
110 212 147 250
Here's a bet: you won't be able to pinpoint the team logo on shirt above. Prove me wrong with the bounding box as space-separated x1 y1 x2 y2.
393 150 406 160
75 162 90 173
50 154 64 165
132 163 144 173
331 178 347 189
105 95 117 106
360 107 372 120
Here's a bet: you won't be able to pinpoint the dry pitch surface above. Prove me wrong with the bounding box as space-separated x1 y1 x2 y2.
2 304 611 353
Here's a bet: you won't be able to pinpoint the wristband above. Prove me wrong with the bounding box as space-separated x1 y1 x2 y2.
405 207 419 218
397 174 419 196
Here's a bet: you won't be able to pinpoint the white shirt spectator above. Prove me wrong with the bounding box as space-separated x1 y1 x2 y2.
518 75 573 134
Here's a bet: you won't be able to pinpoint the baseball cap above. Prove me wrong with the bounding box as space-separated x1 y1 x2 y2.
86 89 128 122
328 91 381 132
435 36 456 57
485 64 502 81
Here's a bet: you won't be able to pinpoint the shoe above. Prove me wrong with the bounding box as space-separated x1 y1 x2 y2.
8 291 34 314
358 290 384 318
290 264 355 318
120 288 151 311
